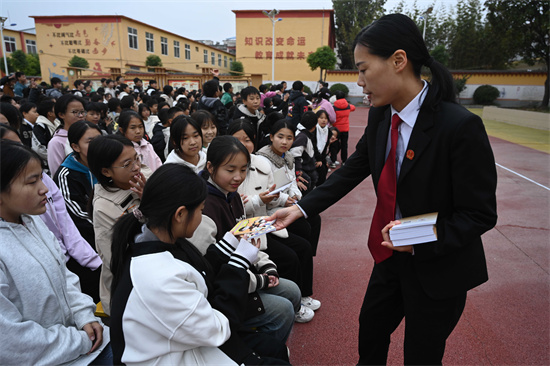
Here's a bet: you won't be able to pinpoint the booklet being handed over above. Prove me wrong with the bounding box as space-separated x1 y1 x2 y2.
231 216 277 240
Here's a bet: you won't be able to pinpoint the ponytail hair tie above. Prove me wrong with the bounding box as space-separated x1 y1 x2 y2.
133 207 147 224
425 56 435 68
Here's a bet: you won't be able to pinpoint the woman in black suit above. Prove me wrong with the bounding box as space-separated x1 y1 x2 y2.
269 13 497 365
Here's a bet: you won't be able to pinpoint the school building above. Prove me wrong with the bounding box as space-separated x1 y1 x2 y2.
233 9 335 85
1 28 37 67
30 15 237 91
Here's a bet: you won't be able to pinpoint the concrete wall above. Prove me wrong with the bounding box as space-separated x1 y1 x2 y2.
482 106 549 131
324 70 547 107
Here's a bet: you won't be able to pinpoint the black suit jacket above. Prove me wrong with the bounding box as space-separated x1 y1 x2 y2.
299 100 497 299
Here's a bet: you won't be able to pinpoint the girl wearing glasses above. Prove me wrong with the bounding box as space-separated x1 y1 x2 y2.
88 135 149 315
118 110 162 172
48 94 87 175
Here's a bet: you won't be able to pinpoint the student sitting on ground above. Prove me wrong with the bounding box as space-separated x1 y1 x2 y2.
231 86 266 139
151 107 184 162
118 110 162 172
189 136 301 344
192 110 218 153
164 115 207 174
110 164 290 365
87 135 150 315
230 120 319 323
0 140 111 365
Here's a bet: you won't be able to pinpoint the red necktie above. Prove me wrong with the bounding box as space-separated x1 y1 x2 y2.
367 114 402 263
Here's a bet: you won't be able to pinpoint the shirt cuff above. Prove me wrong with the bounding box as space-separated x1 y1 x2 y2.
296 203 308 219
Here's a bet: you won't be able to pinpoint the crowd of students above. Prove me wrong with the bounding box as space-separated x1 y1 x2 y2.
0 63 356 364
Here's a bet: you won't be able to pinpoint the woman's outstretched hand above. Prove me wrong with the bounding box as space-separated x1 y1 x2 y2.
266 205 304 230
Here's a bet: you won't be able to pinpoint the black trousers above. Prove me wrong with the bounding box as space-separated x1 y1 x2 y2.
357 252 467 365
288 215 322 257
330 131 349 163
265 232 314 297
66 258 101 303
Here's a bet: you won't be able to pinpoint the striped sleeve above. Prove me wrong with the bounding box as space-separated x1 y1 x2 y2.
227 239 259 270
57 168 92 225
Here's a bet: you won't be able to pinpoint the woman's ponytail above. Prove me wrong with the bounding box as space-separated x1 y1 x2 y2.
353 13 458 110
424 56 457 108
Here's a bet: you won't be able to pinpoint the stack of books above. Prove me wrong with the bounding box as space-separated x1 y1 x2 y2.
389 212 438 246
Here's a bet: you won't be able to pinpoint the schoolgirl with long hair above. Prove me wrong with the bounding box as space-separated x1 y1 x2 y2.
164 115 206 173
0 140 110 365
118 110 162 172
188 135 301 344
109 164 289 365
87 134 148 315
229 119 319 322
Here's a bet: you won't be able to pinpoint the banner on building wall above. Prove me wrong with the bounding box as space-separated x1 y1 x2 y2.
220 80 249 93
243 36 313 60
168 80 200 90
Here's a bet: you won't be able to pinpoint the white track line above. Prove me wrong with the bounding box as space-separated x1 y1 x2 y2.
496 163 550 191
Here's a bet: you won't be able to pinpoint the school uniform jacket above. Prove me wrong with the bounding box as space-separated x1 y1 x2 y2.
110 228 261 365
298 99 498 299
54 153 97 246
92 184 141 315
189 181 278 297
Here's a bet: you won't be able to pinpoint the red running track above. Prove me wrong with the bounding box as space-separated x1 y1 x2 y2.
287 106 549 365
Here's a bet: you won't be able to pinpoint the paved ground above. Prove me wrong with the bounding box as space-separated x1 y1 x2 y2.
287 106 550 365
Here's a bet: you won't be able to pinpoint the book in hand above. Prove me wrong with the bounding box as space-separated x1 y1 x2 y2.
389 212 438 246
267 167 293 196
230 216 277 239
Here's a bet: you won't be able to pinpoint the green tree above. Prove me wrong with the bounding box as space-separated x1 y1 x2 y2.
332 0 386 69
306 46 337 82
448 0 485 69
145 54 162 67
485 0 549 106
68 55 89 69
454 74 470 102
230 60 244 76
25 54 41 76
9 50 28 72
430 44 449 66
0 55 14 74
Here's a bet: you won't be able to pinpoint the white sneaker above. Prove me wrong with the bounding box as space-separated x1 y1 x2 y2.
301 296 321 311
335 161 341 166
295 305 314 323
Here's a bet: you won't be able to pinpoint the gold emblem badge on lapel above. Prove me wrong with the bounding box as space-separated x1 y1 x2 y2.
406 149 415 160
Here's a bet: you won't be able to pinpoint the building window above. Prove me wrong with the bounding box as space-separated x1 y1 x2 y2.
161 37 168 56
185 44 191 60
224 56 227 68
204 50 208 64
146 32 154 53
218 54 222 67
129 66 141 71
26 39 37 54
229 58 234 67
4 37 16 53
211 52 215 65
128 27 138 49
174 40 180 58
